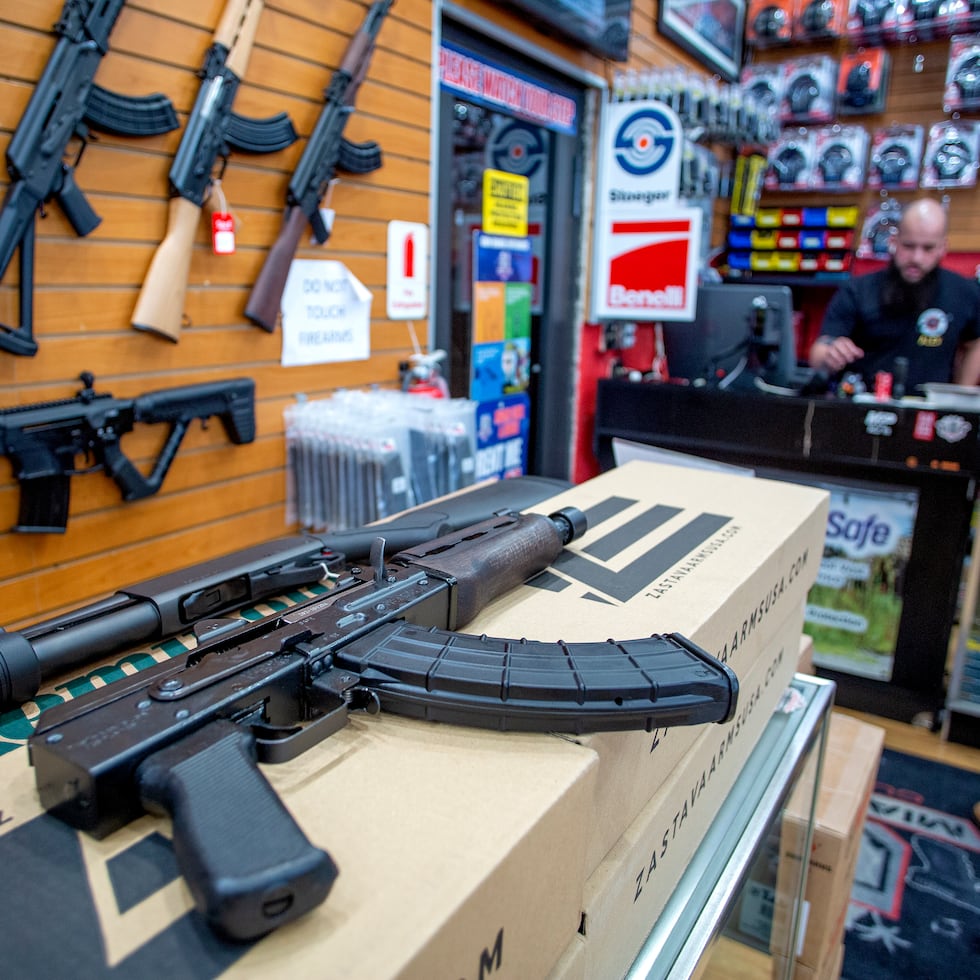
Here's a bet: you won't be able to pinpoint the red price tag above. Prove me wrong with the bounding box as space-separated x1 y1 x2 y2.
212 212 235 255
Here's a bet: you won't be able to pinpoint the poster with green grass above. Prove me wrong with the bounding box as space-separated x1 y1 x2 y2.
805 483 918 682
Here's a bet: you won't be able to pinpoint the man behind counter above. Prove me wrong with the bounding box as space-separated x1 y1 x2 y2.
808 197 980 391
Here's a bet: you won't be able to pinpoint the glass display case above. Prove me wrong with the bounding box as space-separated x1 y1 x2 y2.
627 673 835 979
945 498 980 747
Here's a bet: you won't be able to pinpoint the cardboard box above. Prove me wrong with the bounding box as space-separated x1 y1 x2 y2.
773 928 846 980
467 461 828 872
771 712 885 971
0 461 829 977
1 714 596 979
571 606 805 980
798 632 814 674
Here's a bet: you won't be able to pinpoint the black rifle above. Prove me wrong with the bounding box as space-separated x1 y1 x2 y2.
0 372 256 533
131 0 298 341
29 507 738 940
0 0 180 357
245 0 392 331
0 475 570 706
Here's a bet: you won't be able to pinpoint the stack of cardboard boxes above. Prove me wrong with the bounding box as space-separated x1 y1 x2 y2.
0 461 832 978
770 712 886 979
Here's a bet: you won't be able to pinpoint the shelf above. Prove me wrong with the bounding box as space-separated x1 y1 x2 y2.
723 272 850 286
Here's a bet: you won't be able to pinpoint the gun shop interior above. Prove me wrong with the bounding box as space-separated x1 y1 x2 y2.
3 2 980 978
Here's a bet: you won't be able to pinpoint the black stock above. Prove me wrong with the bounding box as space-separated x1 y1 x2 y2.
0 372 256 534
0 475 571 707
245 0 394 331
0 0 179 355
29 508 738 941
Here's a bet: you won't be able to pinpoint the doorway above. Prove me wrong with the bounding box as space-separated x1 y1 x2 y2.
434 21 588 479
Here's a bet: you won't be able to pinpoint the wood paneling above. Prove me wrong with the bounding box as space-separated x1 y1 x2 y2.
0 0 433 629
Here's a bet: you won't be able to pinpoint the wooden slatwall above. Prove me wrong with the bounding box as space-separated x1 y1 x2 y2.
0 0 434 628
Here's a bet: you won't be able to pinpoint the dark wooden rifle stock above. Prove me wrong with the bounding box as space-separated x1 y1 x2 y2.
245 206 309 333
245 0 393 332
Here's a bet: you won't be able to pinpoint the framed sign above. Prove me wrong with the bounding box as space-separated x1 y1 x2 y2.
657 0 745 82
497 1 633 62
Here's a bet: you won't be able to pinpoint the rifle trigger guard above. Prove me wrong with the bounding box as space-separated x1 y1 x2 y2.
255 678 354 764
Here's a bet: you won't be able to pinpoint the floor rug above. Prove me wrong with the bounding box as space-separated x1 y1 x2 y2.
841 748 980 980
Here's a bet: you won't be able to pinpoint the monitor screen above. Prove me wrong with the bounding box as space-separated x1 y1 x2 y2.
660 283 798 389
496 1 633 62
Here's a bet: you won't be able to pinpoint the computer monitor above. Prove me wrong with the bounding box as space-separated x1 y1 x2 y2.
660 283 798 389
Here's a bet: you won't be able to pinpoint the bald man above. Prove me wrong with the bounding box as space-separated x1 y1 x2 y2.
809 197 980 391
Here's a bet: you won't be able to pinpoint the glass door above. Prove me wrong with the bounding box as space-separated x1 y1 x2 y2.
435 25 587 479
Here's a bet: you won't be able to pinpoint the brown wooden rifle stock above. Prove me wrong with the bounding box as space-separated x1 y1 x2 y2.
132 0 295 340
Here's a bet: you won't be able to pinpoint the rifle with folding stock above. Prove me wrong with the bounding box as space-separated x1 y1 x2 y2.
245 0 393 331
29 507 738 941
131 0 297 340
0 0 179 356
0 372 256 533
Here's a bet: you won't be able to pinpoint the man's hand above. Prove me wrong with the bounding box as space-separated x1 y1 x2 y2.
809 335 864 374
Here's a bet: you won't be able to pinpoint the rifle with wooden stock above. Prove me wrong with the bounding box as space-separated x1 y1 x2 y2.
245 0 393 332
131 0 297 341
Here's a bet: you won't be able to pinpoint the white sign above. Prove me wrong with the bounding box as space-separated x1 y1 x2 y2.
590 99 701 322
280 259 372 367
386 221 428 319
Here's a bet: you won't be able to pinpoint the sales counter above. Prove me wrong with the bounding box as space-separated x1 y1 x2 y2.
594 378 980 724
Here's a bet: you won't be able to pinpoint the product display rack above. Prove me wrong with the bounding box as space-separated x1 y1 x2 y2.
627 674 836 979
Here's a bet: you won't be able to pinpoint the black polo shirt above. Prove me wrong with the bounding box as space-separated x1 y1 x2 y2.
820 265 980 391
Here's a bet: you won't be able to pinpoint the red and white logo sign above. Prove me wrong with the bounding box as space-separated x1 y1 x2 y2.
590 99 700 321
592 209 700 320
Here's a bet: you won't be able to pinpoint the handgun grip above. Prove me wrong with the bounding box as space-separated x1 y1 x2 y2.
137 721 338 941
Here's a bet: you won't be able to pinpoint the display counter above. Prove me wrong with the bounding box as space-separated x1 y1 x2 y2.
628 673 835 979
594 378 980 723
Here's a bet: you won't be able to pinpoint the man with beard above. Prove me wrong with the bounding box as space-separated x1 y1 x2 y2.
808 197 980 391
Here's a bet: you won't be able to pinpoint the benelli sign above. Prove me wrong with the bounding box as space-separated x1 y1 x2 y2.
590 100 700 321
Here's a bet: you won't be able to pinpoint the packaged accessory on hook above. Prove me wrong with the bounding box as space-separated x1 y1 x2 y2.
921 119 980 188
811 125 869 190
780 55 838 123
794 0 847 39
856 197 903 258
740 63 785 116
837 47 891 115
867 123 924 189
765 129 816 189
747 0 795 44
846 0 909 43
945 34 980 112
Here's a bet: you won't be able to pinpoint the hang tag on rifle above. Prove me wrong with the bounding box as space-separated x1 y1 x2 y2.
212 212 236 255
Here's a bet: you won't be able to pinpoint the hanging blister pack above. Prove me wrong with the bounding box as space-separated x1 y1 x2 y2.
285 390 477 530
